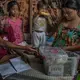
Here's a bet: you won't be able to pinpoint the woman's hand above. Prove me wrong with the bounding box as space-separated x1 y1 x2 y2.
24 46 42 57
62 47 68 51
24 45 40 56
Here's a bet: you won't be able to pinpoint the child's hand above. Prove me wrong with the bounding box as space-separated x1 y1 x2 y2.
40 11 50 16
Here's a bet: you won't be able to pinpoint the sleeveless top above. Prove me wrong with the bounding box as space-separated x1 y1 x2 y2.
4 18 23 45
52 24 80 47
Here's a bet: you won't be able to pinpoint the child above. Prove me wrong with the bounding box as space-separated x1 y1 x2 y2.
3 1 26 46
3 1 39 57
0 1 38 61
32 3 52 49
0 7 14 63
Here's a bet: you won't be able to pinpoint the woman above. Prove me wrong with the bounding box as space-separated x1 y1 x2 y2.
52 0 80 51
52 0 80 79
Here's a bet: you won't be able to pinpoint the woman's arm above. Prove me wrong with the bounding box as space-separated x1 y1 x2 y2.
63 45 80 51
0 37 36 52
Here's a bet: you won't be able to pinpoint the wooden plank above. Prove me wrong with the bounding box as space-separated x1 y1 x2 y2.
29 0 33 35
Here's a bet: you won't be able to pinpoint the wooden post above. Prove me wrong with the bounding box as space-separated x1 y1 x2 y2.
30 0 33 35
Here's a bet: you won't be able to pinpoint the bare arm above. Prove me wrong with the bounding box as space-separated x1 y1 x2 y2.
0 37 26 50
0 37 37 52
63 45 80 51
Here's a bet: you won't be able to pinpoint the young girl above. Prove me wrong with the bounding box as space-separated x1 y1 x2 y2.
3 1 26 46
32 2 52 49
0 15 37 63
0 8 16 63
3 1 40 57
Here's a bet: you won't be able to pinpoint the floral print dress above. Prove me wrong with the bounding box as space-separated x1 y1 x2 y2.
52 24 80 47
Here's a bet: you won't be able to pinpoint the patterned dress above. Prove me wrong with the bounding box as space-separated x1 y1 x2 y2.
52 24 80 47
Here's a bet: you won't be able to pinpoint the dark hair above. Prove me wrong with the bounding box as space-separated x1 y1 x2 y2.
76 0 80 10
7 0 20 12
37 1 47 10
62 0 79 10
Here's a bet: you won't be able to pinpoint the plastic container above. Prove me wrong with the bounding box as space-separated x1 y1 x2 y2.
39 46 79 77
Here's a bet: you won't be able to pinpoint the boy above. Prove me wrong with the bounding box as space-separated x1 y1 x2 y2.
32 3 52 49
